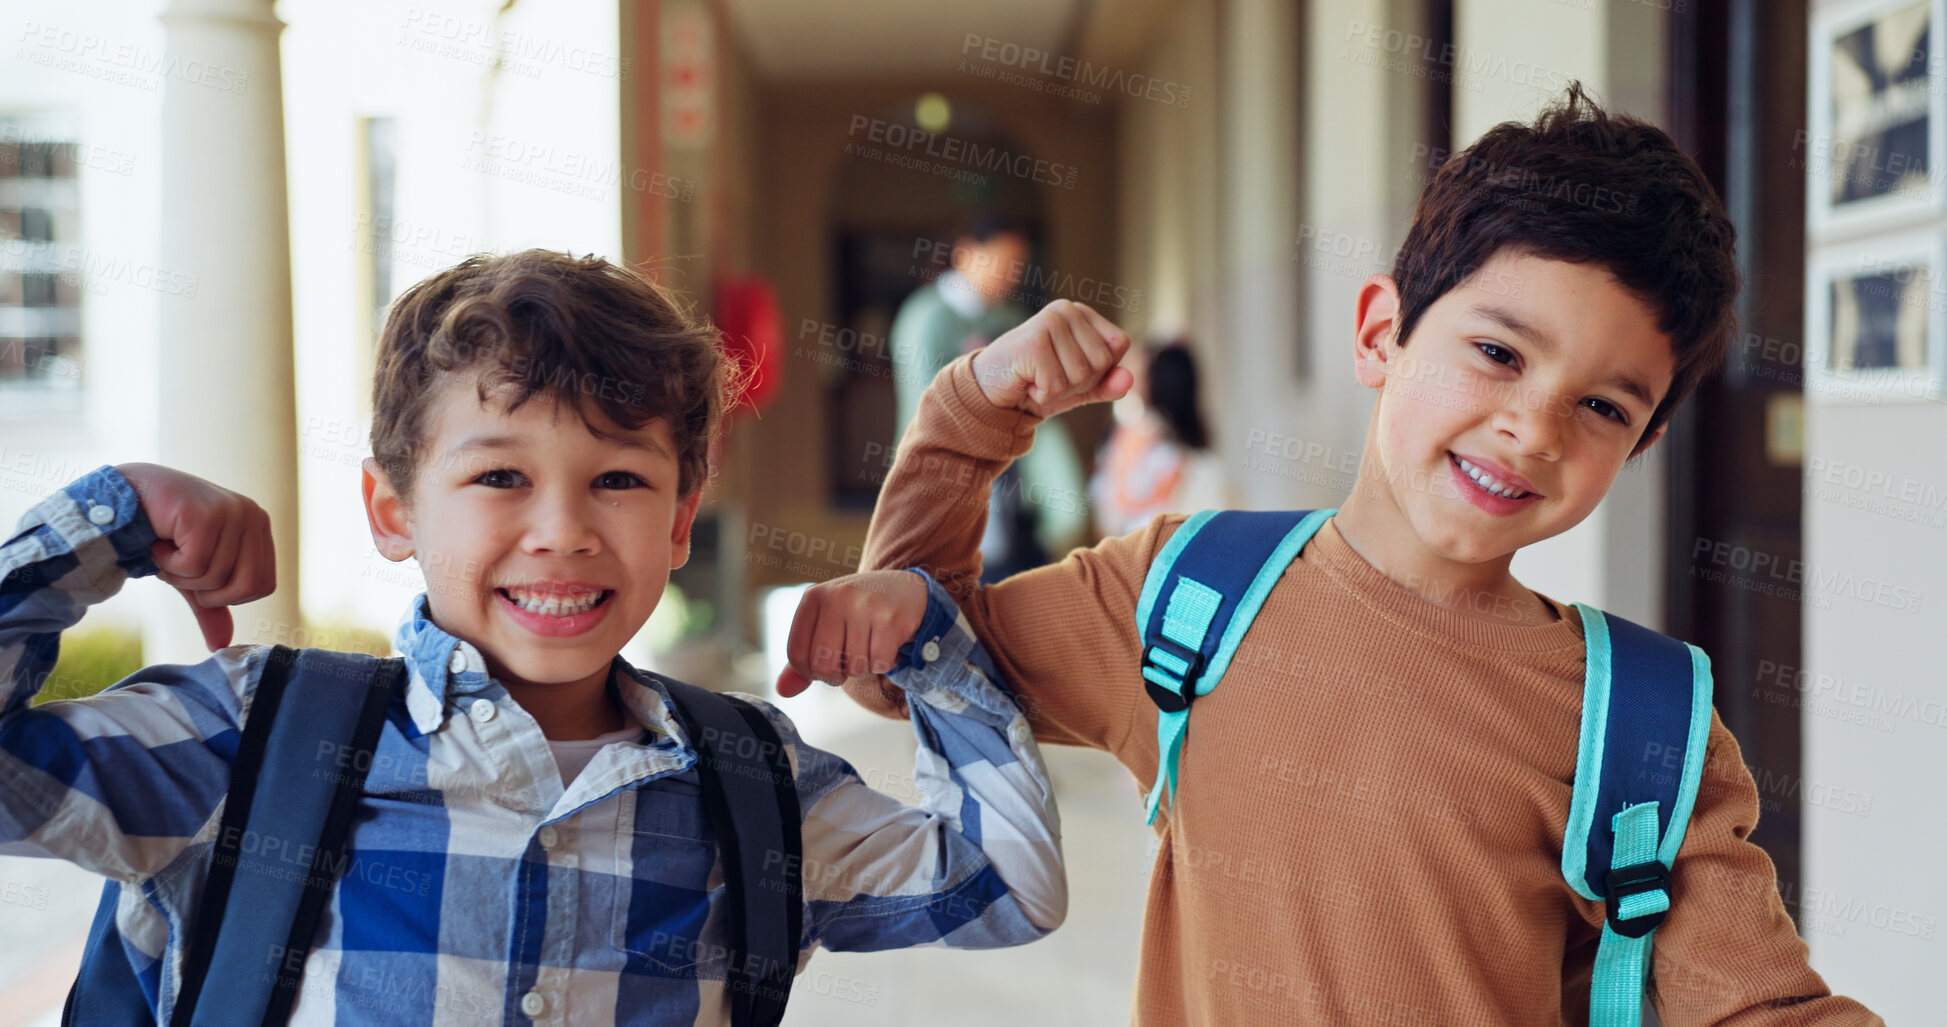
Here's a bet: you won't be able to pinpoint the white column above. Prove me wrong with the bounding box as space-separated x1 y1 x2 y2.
148 0 300 664
1278 0 1432 512
1220 0 1302 510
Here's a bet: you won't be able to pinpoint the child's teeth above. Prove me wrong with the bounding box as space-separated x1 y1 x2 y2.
1456 456 1528 499
506 589 602 616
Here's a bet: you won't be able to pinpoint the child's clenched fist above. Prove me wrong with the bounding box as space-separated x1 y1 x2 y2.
970 298 1136 418
116 462 277 652
775 569 929 697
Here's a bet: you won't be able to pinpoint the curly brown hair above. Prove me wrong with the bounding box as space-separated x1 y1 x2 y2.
370 249 725 506
1390 82 1740 444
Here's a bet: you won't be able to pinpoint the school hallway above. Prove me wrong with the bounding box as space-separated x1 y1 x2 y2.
0 0 1938 1019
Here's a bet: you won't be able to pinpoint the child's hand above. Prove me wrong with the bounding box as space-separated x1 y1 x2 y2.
970 298 1136 418
775 570 929 698
115 462 277 652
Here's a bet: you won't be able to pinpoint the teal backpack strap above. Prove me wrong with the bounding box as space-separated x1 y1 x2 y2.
1136 508 1334 823
1562 604 1714 1027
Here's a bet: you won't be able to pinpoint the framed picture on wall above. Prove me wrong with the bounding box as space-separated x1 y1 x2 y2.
1807 0 1947 237
1805 230 1947 403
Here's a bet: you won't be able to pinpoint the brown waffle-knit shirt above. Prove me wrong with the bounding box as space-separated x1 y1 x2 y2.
845 353 1882 1026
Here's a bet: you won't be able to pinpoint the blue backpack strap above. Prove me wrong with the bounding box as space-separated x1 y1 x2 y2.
1137 508 1334 824
659 677 803 1027
173 646 402 1027
1561 605 1714 1027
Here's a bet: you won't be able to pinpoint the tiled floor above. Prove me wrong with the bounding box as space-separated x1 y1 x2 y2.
0 685 1151 1026
0 849 97 1027
780 686 1150 1026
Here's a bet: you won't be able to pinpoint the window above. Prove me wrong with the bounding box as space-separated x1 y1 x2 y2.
0 114 84 391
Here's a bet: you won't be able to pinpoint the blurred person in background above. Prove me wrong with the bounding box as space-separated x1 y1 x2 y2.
890 210 1086 581
1089 341 1230 536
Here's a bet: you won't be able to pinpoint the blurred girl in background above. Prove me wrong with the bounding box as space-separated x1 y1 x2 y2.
1089 340 1230 536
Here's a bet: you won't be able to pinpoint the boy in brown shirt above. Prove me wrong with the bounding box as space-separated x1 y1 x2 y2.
824 86 1883 1023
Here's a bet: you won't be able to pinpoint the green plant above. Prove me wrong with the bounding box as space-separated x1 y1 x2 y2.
30 618 397 707
34 626 143 704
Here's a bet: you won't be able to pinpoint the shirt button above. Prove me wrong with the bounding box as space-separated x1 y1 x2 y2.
920 639 941 664
538 825 558 849
520 990 546 1017
87 504 114 525
448 649 468 674
469 698 496 723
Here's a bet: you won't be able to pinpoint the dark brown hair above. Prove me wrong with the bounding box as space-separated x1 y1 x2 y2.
1390 82 1739 443
370 249 725 505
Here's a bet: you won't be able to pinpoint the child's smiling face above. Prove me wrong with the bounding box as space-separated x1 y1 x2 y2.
1354 249 1676 566
364 373 700 693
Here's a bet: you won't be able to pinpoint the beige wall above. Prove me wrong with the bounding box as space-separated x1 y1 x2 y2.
1800 1 1945 1015
1114 0 1221 346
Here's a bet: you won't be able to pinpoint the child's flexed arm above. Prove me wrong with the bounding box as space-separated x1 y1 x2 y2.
1 464 277 878
763 569 1065 949
847 301 1186 759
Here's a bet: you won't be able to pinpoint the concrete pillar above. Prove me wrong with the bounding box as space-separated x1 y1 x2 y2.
1220 0 1302 510
1285 0 1430 512
149 0 301 664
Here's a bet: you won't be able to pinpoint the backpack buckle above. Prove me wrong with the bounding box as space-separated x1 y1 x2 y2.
1141 637 1204 714
1603 860 1671 939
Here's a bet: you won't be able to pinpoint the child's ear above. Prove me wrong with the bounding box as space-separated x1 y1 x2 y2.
1629 423 1668 459
1354 273 1403 389
667 490 704 570
361 458 415 562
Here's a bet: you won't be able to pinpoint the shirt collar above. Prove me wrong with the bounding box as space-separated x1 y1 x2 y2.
391 593 689 745
936 270 989 319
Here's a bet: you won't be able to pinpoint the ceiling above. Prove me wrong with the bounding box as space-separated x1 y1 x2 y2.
722 0 1088 79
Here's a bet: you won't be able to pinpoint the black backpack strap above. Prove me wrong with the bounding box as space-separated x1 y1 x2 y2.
167 647 401 1027
659 677 803 1027
166 643 300 1025
65 645 312 1027
261 653 401 1024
